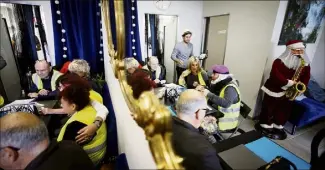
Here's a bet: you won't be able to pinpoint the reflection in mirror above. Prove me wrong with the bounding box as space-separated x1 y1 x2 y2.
144 14 178 84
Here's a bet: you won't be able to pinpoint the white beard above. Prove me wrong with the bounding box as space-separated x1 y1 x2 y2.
281 55 301 70
211 74 232 84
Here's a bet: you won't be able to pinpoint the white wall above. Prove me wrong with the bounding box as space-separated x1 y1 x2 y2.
311 27 325 88
138 1 203 61
101 10 156 169
2 0 55 65
203 1 279 116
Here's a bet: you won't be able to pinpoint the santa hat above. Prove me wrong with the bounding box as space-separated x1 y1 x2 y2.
286 40 305 49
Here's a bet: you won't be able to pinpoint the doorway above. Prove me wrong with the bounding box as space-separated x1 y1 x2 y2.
203 14 229 70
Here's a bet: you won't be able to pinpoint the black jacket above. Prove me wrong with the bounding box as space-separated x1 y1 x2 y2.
172 117 223 170
25 141 94 170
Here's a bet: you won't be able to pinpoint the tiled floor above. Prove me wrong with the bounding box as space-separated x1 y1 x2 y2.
236 118 325 162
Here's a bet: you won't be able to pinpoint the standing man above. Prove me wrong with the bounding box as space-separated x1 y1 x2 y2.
171 30 194 81
172 89 223 170
28 60 62 98
259 40 310 138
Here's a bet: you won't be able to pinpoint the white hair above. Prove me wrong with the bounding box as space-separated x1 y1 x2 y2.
176 90 207 116
278 48 309 70
68 59 90 77
124 57 139 70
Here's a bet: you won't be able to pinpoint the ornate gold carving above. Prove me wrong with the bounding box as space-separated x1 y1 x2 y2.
101 0 183 169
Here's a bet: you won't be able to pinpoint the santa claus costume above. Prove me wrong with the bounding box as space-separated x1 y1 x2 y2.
259 40 311 137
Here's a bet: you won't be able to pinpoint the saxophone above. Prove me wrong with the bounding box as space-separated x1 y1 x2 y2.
285 57 307 101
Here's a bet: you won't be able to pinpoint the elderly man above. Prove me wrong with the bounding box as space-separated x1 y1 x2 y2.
0 112 94 170
171 30 194 80
28 60 62 98
143 56 163 84
68 59 101 93
259 40 310 138
172 89 222 170
197 65 241 131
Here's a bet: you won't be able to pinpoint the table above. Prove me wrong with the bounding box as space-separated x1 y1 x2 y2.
36 100 59 126
214 130 310 170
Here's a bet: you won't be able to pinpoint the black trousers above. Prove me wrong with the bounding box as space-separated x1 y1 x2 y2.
176 66 186 84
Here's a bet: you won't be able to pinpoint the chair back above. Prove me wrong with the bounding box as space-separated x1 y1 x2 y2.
240 101 251 119
310 128 325 166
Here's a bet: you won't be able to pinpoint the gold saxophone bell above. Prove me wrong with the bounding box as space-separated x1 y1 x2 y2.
285 82 306 101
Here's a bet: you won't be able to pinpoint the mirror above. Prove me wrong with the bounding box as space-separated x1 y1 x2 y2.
144 14 178 83
101 0 183 169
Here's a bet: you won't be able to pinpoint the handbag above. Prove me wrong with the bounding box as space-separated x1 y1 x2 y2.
257 156 297 170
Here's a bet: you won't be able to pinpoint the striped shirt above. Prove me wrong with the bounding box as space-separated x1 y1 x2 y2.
171 42 193 68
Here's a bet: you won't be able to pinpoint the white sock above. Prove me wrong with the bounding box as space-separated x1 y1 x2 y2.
273 124 284 129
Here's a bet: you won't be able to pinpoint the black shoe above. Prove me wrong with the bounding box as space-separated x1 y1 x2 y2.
271 128 287 140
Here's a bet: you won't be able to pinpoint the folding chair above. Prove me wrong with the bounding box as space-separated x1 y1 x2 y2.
214 101 252 141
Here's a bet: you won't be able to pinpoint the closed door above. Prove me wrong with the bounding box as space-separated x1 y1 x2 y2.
205 15 229 70
163 16 177 83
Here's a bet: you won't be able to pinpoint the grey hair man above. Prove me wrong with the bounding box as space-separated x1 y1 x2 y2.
0 112 94 170
68 59 91 78
172 89 223 170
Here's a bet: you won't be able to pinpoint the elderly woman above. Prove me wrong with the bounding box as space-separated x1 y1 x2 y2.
68 59 101 93
178 56 209 89
41 73 108 144
57 82 107 165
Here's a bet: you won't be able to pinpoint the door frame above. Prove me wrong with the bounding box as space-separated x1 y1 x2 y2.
202 14 230 67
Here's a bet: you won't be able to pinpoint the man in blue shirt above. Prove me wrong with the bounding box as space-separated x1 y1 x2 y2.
28 60 61 99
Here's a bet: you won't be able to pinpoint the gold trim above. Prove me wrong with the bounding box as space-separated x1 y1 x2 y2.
102 0 183 168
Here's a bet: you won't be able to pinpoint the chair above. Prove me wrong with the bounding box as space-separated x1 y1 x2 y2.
214 101 251 141
310 128 325 169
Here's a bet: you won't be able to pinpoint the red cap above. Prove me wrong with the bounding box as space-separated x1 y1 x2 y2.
286 40 303 46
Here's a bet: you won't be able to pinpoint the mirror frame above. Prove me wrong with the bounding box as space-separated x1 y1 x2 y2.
101 0 183 169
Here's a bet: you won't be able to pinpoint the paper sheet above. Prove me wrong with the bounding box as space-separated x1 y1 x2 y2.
6 99 35 106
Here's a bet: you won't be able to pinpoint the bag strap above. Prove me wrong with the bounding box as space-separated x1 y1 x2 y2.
310 128 325 165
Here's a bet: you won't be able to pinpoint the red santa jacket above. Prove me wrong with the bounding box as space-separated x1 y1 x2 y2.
262 59 310 98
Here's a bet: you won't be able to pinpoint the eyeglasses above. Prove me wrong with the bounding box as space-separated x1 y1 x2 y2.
196 108 209 113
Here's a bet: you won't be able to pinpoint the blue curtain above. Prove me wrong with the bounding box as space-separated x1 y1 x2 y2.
51 0 104 74
123 0 142 61
149 14 157 56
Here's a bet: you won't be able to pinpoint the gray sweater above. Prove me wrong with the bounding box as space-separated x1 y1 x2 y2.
171 42 193 68
207 85 239 108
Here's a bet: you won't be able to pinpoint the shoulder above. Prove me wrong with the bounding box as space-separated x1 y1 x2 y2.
89 90 103 103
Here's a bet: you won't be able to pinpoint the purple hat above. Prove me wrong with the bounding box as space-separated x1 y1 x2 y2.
208 65 229 77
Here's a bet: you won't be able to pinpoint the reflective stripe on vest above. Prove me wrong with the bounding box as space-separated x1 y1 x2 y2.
32 70 62 91
218 84 241 131
179 70 206 87
57 106 107 164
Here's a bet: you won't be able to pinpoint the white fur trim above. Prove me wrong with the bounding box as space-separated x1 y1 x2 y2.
272 124 284 129
261 86 285 98
287 42 305 49
260 124 273 129
281 80 295 90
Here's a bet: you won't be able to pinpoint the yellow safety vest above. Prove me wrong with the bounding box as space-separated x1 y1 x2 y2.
57 106 107 165
89 90 103 104
0 95 4 106
218 84 241 131
179 70 206 87
32 70 62 91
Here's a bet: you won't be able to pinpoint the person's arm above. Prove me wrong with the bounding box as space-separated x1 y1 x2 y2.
41 108 66 115
29 83 39 93
64 121 89 145
270 59 294 90
206 86 238 108
201 71 209 87
171 44 181 63
178 69 191 87
47 89 59 98
92 100 109 121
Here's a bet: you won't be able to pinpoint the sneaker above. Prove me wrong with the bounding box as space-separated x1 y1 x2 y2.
273 124 284 129
260 124 273 129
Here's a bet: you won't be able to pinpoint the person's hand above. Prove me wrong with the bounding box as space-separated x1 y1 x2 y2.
195 85 205 92
28 93 38 98
193 81 199 87
154 79 160 84
177 60 183 65
41 107 53 115
38 89 49 96
203 89 210 96
204 115 217 123
76 124 98 144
